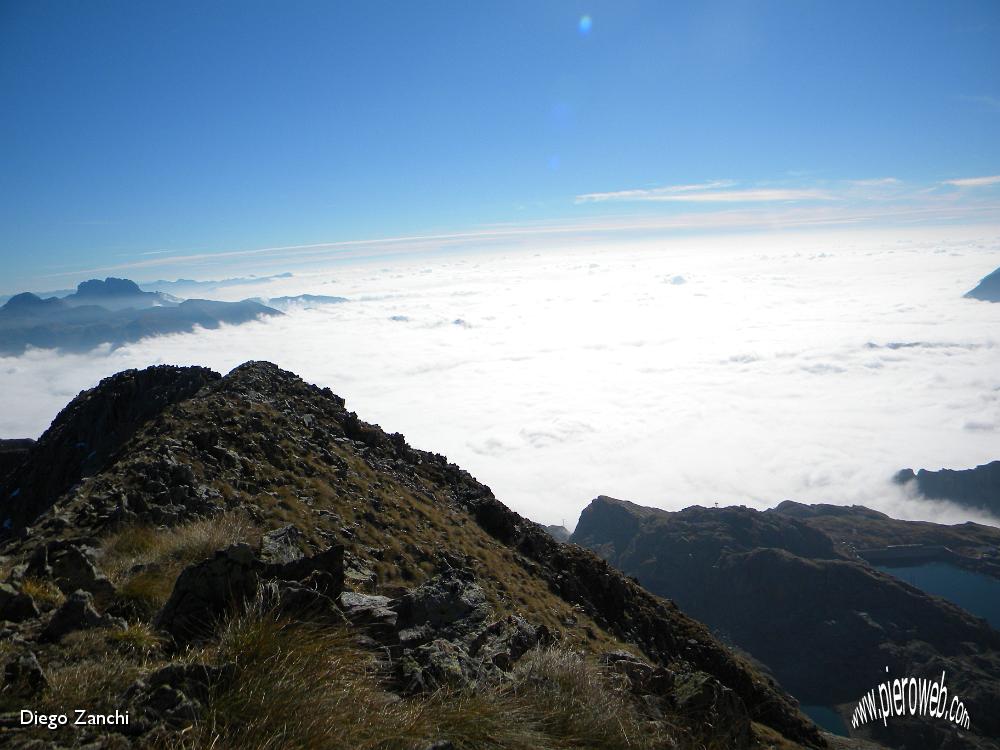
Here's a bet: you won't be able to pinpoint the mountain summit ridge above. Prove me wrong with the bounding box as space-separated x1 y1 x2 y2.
0 361 830 749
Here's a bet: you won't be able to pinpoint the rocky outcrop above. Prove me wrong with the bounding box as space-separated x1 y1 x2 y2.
154 544 263 646
0 439 33 482
0 365 219 534
24 541 115 601
0 582 38 622
2 652 47 698
155 539 345 647
895 461 1000 517
41 590 125 642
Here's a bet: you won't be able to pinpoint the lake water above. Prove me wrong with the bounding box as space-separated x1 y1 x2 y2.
800 561 1000 738
801 705 849 737
875 561 1000 629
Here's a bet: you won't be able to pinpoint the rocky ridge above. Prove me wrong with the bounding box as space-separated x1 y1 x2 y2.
894 462 1000 519
0 362 835 749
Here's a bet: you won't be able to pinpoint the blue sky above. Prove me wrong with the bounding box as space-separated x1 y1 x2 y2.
1 1 999 292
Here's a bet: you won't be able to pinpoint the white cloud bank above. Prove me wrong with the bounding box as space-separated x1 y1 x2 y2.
2 225 1000 529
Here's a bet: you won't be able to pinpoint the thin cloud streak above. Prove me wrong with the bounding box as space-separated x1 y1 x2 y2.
575 180 737 202
943 175 1000 188
576 184 830 204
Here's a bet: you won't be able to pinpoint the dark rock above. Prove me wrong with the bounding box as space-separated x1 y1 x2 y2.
0 582 38 622
266 543 345 595
338 591 398 639
259 524 306 566
154 544 261 646
0 439 33 482
259 578 344 623
674 671 752 750
394 569 490 636
3 651 47 697
399 638 480 693
469 615 549 670
0 365 220 534
25 540 115 600
600 649 658 689
41 590 124 642
155 540 345 646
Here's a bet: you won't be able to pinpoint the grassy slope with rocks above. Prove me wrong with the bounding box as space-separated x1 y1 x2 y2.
0 362 844 749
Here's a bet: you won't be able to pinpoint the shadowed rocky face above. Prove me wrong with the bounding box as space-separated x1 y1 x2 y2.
571 496 1000 749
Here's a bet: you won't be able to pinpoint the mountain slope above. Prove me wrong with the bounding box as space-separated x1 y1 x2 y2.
572 496 1000 750
773 500 1000 579
964 266 1000 302
895 461 1000 517
0 362 829 749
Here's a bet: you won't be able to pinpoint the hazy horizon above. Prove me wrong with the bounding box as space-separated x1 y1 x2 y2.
3 224 999 530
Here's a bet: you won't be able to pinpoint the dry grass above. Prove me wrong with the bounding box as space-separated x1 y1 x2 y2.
106 621 165 655
19 576 65 608
99 512 261 616
165 593 669 750
22 628 166 720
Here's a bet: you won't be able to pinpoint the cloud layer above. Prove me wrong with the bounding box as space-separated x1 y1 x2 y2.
2 226 1000 529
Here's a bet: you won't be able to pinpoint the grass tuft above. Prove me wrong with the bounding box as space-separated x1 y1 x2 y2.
99 512 261 616
19 576 65 608
107 621 165 655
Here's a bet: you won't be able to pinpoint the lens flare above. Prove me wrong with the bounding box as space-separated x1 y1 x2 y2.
578 16 592 36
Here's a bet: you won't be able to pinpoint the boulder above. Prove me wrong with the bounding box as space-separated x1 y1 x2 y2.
25 541 115 601
154 544 261 646
156 541 346 646
0 582 38 622
41 590 124 642
338 591 397 640
673 671 752 750
265 543 344 595
394 569 490 637
3 651 47 697
399 638 480 693
469 615 550 670
259 579 345 622
259 524 306 566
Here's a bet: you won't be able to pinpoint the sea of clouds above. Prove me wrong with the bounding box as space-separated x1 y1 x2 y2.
2 225 999 528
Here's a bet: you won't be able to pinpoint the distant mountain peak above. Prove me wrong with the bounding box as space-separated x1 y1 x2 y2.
75 277 147 297
965 266 1000 302
3 292 47 309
